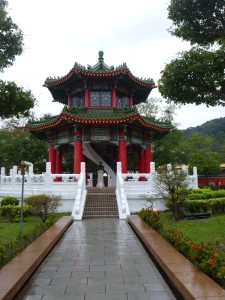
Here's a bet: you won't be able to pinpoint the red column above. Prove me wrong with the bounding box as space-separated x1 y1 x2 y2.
84 87 89 107
138 147 145 180
74 128 83 174
55 148 62 181
129 95 133 108
145 145 152 173
112 88 116 108
48 144 56 174
68 95 72 108
118 127 127 173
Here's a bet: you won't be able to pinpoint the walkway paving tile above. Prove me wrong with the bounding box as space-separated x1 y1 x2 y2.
15 219 176 299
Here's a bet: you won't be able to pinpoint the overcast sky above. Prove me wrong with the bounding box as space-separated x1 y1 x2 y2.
2 0 225 129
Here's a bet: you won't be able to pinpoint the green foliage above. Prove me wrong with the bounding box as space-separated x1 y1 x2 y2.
153 129 187 166
139 209 225 283
155 169 189 220
0 0 23 71
159 47 225 106
188 189 225 200
159 0 225 107
25 194 61 223
0 196 19 206
138 209 163 232
185 132 222 175
168 0 225 46
0 216 56 267
0 1 36 119
0 80 36 119
0 129 48 172
184 199 210 213
1 204 33 221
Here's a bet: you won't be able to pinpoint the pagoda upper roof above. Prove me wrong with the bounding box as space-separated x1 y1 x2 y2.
27 107 173 140
44 51 156 104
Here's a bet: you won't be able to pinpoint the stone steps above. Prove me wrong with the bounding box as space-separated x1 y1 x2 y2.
83 188 119 219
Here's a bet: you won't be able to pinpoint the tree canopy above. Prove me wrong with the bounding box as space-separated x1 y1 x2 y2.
0 1 36 118
159 0 225 107
0 0 23 71
168 0 225 46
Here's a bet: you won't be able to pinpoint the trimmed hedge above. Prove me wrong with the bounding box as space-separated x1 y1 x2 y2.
184 198 225 214
188 189 225 200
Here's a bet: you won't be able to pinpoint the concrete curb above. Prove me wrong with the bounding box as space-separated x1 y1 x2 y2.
128 215 225 300
0 216 74 300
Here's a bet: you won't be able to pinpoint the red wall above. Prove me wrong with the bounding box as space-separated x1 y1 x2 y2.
198 177 225 186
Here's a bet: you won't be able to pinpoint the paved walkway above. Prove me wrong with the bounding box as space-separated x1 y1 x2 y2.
15 219 176 300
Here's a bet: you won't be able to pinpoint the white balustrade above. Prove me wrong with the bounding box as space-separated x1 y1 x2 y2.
116 162 130 219
72 162 87 220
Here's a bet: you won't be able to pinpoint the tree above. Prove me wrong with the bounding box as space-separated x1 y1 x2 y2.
0 128 48 172
155 168 189 220
153 129 188 167
0 1 36 118
159 0 225 107
0 80 36 118
168 0 225 46
25 194 61 223
185 132 222 176
0 0 23 71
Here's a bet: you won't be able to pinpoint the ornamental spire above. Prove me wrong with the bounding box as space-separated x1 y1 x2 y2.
98 51 104 62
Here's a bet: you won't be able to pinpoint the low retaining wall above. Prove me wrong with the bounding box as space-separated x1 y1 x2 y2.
0 216 74 300
128 215 225 300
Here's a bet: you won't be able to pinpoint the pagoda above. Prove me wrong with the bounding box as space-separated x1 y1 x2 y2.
27 51 172 186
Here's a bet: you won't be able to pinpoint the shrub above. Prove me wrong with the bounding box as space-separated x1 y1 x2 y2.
1 204 33 221
138 208 163 232
183 199 211 213
138 209 225 283
183 198 225 214
25 194 61 223
188 189 225 200
0 196 19 207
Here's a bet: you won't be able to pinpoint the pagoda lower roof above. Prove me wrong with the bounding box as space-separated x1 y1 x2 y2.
27 107 173 132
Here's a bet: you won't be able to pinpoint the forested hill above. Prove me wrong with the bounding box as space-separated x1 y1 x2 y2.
183 117 225 139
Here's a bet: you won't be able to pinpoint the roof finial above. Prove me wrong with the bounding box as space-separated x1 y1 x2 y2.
98 51 104 62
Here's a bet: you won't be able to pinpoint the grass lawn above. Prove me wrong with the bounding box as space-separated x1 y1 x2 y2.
0 212 71 244
0 212 71 268
160 212 225 253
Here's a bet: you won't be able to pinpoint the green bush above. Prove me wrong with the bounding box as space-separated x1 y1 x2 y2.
188 189 225 200
1 204 33 221
25 194 61 223
138 209 225 283
209 198 225 214
0 196 19 207
183 198 225 214
184 200 210 213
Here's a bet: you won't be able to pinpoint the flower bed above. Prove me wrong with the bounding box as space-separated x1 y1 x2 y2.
138 208 225 287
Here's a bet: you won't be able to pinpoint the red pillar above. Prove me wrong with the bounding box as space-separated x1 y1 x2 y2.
138 147 145 181
68 95 72 108
55 148 62 181
118 127 127 173
48 144 56 174
84 87 89 107
74 128 83 174
112 88 116 108
145 145 152 173
129 95 133 108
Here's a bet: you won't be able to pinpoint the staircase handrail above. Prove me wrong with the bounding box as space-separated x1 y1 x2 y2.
116 162 130 219
72 162 87 220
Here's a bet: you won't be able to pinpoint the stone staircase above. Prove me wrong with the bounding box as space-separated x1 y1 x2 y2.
82 187 119 219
